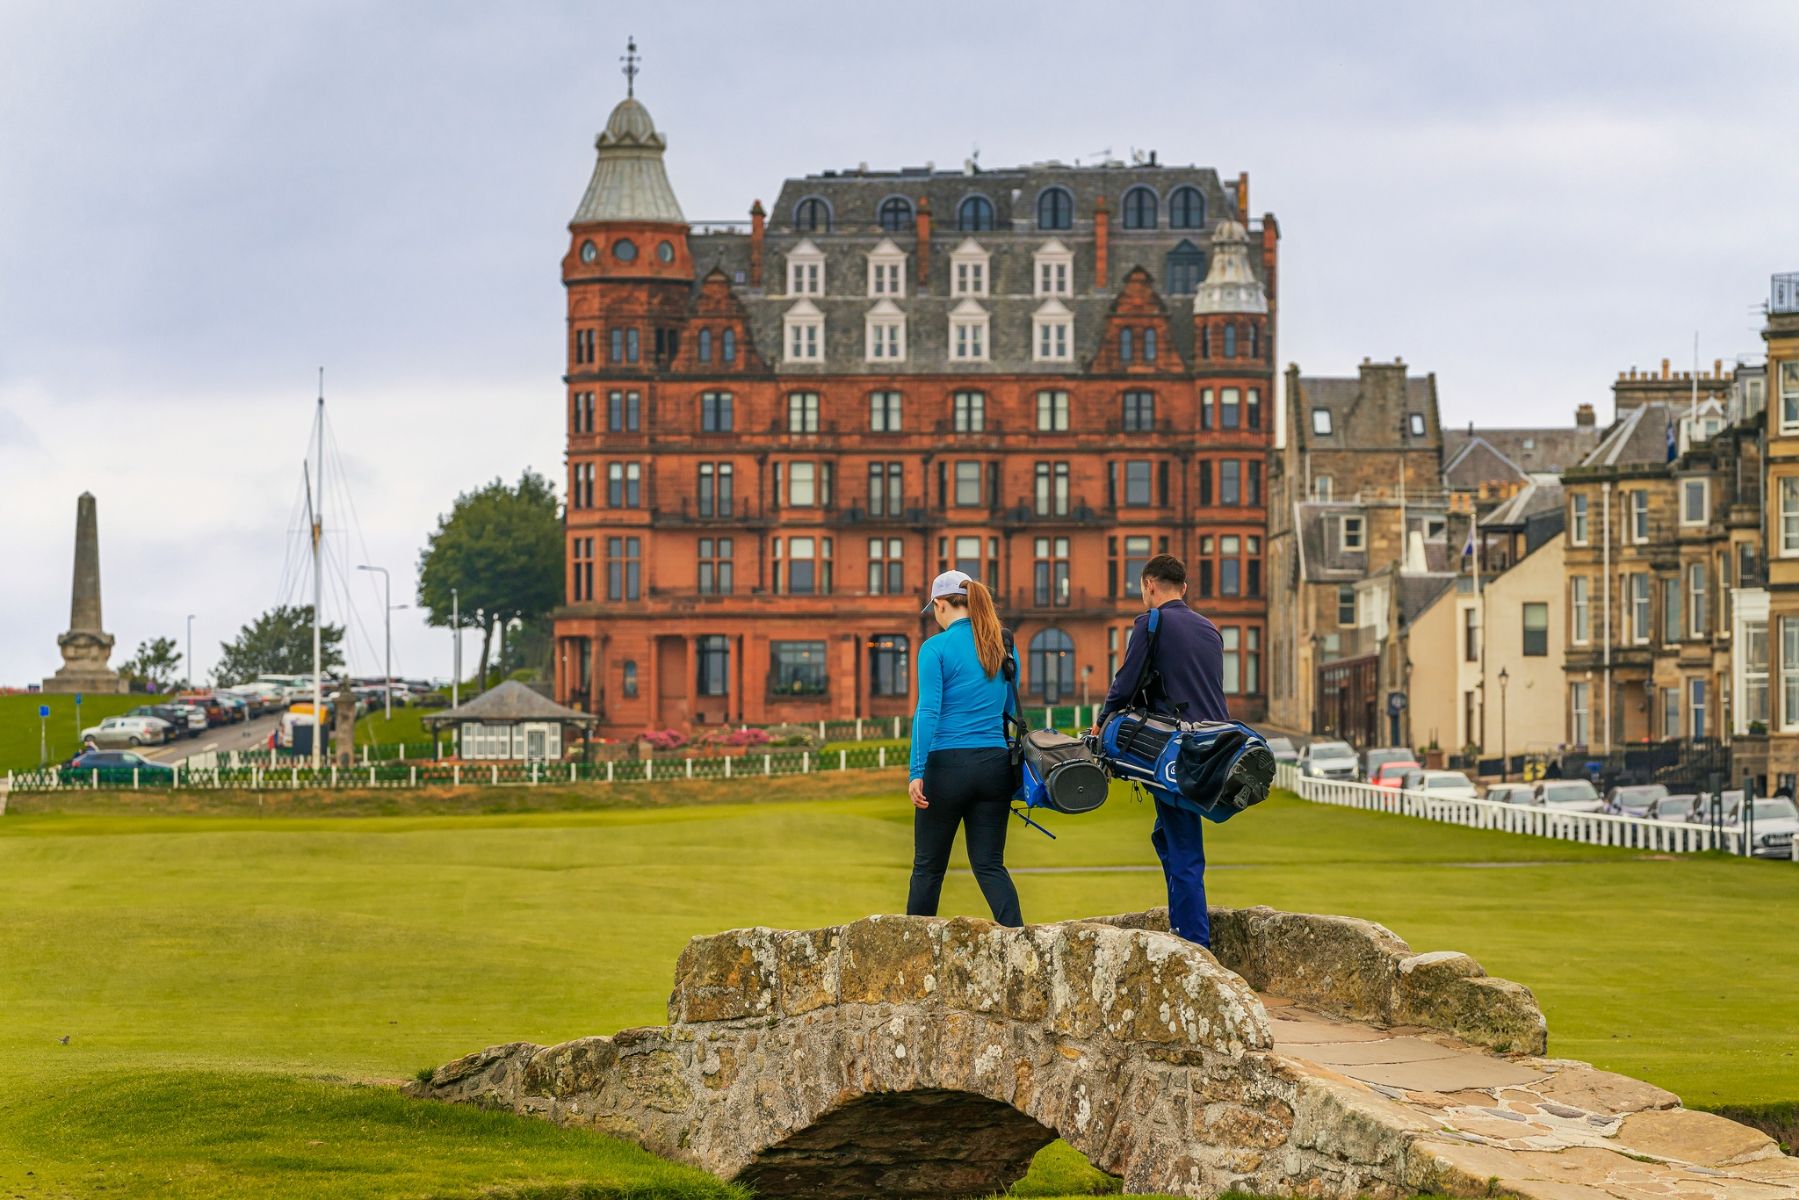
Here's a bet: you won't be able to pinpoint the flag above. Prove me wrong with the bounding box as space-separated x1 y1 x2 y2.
1666 419 1676 463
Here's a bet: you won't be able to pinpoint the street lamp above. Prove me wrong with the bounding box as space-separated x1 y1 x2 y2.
1498 666 1510 782
451 587 460 710
186 613 196 691
357 565 392 720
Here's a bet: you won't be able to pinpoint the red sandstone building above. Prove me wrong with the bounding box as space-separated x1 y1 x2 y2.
554 83 1277 735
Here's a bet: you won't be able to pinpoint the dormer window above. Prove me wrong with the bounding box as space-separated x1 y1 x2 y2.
1312 408 1333 436
1408 413 1426 437
865 299 906 362
866 238 906 298
878 196 914 232
783 300 824 363
1122 186 1158 229
1342 516 1365 551
957 195 994 232
793 197 831 232
948 298 990 363
1034 239 1073 297
786 239 824 296
1037 187 1073 231
1032 299 1072 362
950 239 989 297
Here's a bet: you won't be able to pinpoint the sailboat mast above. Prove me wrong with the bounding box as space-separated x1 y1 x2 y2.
311 374 325 771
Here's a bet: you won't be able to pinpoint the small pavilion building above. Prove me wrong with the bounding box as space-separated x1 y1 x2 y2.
424 681 599 762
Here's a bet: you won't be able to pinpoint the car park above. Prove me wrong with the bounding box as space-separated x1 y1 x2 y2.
168 703 209 737
1485 783 1535 805
1264 736 1298 764
1606 784 1669 818
1418 770 1479 800
215 694 249 723
1370 760 1420 788
1362 747 1414 782
1298 740 1358 780
124 706 184 744
1534 779 1604 813
79 715 172 748
178 694 229 726
59 750 176 785
1736 797 1799 859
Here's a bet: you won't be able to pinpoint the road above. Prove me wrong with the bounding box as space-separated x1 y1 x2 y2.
143 714 282 763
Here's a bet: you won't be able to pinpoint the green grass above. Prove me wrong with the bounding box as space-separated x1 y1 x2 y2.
2 781 1796 1197
352 704 441 748
0 691 148 772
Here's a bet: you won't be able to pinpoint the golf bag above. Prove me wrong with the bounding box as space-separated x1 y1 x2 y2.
1093 607 1276 824
1001 632 1109 824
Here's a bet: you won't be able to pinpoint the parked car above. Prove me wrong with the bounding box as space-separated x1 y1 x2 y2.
124 706 184 744
1362 747 1414 782
1688 790 1745 824
1485 783 1535 805
178 694 229 726
1534 779 1604 813
1418 770 1479 800
1264 736 1298 765
1653 794 1697 822
219 689 270 718
1735 797 1799 859
1298 740 1358 780
79 715 172 748
214 693 249 723
59 749 176 785
167 703 208 737
1370 759 1421 789
1606 784 1669 818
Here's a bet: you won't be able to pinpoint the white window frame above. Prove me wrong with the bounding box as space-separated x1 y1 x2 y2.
1680 478 1709 526
1313 475 1333 501
1782 476 1799 557
1031 298 1073 363
866 238 906 299
1571 575 1589 644
1569 494 1589 546
786 239 824 297
1570 682 1590 746
950 238 989 298
1781 361 1799 435
1662 686 1680 740
1033 239 1073 297
1631 572 1650 645
864 298 906 363
783 299 824 363
1036 389 1069 432
1630 490 1649 544
1782 616 1799 732
948 297 990 363
1341 515 1365 551
1689 678 1706 740
1688 562 1706 639
1312 408 1333 436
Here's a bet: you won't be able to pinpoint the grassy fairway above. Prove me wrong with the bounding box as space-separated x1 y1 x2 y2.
351 703 440 748
0 691 148 772
2 781 1796 1196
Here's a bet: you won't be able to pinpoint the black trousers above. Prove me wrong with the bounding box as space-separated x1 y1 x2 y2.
906 747 1023 927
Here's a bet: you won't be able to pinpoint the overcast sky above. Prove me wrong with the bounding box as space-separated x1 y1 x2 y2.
3 0 1796 689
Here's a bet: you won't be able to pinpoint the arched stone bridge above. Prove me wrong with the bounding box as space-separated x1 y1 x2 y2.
410 908 1798 1199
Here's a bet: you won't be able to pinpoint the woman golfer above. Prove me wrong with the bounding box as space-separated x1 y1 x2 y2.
906 570 1023 926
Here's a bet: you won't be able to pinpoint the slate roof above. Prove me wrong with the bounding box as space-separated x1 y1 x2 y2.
1398 574 1456 625
1577 402 1677 470
572 96 685 224
1442 426 1604 485
1289 373 1440 451
1480 474 1564 528
1295 502 1454 583
423 680 599 727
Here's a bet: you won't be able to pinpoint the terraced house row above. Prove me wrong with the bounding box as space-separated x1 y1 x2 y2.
553 84 1276 735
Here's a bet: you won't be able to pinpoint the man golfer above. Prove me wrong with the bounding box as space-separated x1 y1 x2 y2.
1094 554 1227 948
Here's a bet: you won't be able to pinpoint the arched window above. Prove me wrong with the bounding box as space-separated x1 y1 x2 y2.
1036 186 1073 231
1164 240 1206 295
1248 322 1259 360
1169 186 1205 229
878 196 914 232
1120 328 1134 363
1223 323 1238 358
794 197 830 232
722 329 737 363
1029 628 1075 702
1200 326 1211 359
1122 186 1157 229
697 329 712 363
957 195 994 232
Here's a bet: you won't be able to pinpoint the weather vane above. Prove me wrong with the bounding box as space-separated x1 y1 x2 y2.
621 36 639 98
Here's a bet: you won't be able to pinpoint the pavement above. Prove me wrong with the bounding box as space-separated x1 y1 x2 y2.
142 713 282 763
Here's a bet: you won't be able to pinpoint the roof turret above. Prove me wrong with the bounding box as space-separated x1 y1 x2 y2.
1193 217 1267 315
571 50 684 226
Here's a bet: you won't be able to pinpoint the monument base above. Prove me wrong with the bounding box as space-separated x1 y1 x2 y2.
40 669 126 695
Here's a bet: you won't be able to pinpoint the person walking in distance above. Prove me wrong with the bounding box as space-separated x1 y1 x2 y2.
1094 554 1228 947
906 570 1024 927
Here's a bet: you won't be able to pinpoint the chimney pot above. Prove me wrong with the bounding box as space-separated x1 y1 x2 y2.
1661 358 1671 379
1576 403 1596 427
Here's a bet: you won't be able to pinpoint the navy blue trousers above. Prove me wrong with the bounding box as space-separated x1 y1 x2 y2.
1150 791 1209 947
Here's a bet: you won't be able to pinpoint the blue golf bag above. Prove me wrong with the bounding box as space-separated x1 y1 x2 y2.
1001 632 1109 832
1092 608 1276 824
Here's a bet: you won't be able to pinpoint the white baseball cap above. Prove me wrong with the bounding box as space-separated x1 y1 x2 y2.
922 569 973 613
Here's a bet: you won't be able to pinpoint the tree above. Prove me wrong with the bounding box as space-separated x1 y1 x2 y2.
417 470 563 692
121 636 183 692
213 605 344 687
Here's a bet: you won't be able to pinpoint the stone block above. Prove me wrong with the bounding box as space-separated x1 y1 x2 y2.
523 1035 619 1097
1236 907 1411 1024
934 916 1006 1014
775 925 841 1016
1392 951 1549 1056
669 926 782 1023
1614 1108 1782 1167
838 915 939 1006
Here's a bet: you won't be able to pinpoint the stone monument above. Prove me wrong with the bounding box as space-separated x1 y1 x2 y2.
42 492 124 694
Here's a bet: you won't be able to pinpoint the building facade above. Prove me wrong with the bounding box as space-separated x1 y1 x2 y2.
1750 274 1799 787
553 87 1278 735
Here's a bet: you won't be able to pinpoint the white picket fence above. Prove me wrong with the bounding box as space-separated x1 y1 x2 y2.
1273 763 1795 859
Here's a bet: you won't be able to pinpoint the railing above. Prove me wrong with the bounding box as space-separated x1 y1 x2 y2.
655 501 768 525
1272 764 1781 857
767 419 840 436
831 500 929 526
997 496 1113 525
1773 272 1799 316
690 220 753 235
1007 587 1104 613
931 420 1007 437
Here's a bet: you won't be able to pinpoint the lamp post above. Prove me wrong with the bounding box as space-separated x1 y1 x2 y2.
186 613 196 691
1498 666 1510 782
451 587 460 710
358 565 392 720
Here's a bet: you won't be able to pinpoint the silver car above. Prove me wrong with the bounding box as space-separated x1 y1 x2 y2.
1737 797 1799 859
1298 740 1358 780
1534 779 1604 813
79 715 172 748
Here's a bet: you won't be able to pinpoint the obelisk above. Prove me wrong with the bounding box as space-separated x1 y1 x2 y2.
43 492 123 693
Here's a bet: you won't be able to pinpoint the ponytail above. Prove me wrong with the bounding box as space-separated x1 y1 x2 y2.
963 581 1006 678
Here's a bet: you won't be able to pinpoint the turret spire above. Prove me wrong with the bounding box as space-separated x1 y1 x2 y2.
620 36 639 98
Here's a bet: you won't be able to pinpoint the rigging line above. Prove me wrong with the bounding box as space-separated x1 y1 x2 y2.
275 468 311 611
323 526 381 674
320 404 407 679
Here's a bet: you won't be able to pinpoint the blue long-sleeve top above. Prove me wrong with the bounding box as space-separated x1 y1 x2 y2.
908 617 1019 780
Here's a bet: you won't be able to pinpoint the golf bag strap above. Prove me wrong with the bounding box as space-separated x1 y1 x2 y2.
1129 607 1163 712
1000 628 1024 743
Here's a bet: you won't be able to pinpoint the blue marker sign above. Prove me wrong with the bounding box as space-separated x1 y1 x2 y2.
38 705 50 718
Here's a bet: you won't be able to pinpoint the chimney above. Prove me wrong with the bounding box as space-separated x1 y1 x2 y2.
749 200 765 288
1236 171 1249 217
1404 529 1428 575
1093 195 1110 290
915 195 932 290
1576 403 1595 427
1714 358 1723 378
1661 358 1671 380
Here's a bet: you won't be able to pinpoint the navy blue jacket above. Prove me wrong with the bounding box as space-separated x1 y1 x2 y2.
1100 599 1229 723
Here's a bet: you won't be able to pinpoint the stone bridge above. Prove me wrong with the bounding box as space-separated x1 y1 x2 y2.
410 907 1798 1199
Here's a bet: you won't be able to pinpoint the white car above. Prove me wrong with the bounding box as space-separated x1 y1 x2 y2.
1534 779 1605 813
166 703 209 737
80 715 172 748
1418 770 1479 800
1298 740 1358 780
1734 797 1799 859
